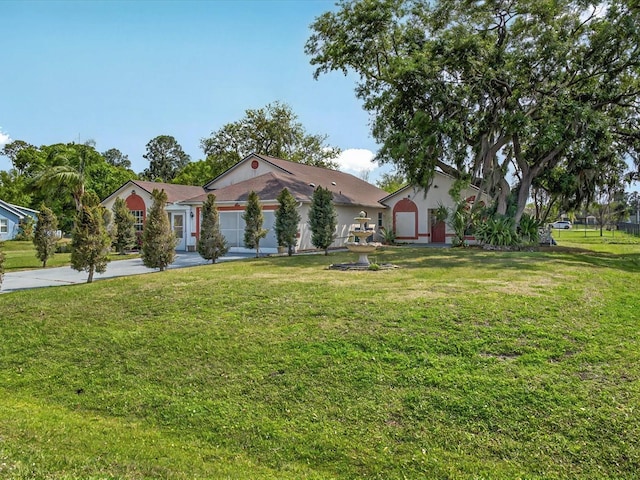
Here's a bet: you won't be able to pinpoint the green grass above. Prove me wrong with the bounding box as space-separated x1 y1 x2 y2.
1 241 639 479
553 227 640 254
1 240 139 271
2 240 72 270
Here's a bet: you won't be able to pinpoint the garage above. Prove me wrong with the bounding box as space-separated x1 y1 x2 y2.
219 210 278 250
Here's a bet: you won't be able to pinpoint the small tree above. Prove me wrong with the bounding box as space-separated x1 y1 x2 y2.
15 216 35 241
243 190 267 258
0 241 5 289
70 193 111 283
308 186 337 255
275 188 301 256
198 194 229 263
141 189 177 271
112 197 136 254
33 204 59 267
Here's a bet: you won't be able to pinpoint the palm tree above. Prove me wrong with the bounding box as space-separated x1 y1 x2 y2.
34 141 99 212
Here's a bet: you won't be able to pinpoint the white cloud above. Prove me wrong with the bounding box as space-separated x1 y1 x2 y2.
334 148 378 173
0 127 11 146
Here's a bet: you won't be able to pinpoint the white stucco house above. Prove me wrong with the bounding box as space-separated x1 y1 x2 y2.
101 181 204 251
102 153 388 253
381 171 487 244
102 153 487 252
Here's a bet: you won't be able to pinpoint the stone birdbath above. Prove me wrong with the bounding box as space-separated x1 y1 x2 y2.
345 211 378 265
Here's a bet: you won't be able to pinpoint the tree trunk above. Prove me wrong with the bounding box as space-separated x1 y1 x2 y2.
87 267 94 283
495 177 510 215
513 171 535 226
542 197 558 224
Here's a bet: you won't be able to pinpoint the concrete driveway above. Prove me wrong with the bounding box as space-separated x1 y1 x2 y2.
1 252 256 293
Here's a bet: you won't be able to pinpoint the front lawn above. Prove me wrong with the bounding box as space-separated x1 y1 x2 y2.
0 243 638 478
1 240 72 270
552 227 640 254
1 240 139 271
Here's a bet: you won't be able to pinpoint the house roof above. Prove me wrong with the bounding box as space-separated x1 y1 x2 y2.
378 170 483 203
101 154 387 208
130 181 205 203
0 199 28 220
102 180 205 205
200 153 387 208
10 204 39 216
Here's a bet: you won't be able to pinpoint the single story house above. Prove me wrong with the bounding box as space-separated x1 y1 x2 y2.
102 153 388 253
102 153 486 252
101 181 205 251
0 200 39 241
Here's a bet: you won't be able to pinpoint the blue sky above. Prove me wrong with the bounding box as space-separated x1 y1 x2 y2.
0 0 385 179
2 1 637 194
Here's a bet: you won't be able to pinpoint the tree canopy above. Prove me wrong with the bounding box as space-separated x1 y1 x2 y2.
141 135 190 182
171 160 215 186
102 148 131 169
376 170 407 193
306 0 640 224
1 140 137 232
200 102 341 179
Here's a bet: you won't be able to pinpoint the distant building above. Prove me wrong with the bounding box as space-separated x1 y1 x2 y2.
0 200 38 241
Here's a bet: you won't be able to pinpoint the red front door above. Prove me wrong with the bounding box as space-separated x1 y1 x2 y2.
431 219 446 243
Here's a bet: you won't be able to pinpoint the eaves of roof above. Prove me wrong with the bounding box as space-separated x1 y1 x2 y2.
0 199 27 219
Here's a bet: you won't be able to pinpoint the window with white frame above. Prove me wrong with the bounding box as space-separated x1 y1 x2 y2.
131 210 144 232
0 218 7 233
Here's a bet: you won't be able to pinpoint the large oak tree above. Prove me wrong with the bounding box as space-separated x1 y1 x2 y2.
306 0 640 224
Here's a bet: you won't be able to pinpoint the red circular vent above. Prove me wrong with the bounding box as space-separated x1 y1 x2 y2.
251 160 259 169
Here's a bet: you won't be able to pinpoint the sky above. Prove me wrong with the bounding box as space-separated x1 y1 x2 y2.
0 0 387 180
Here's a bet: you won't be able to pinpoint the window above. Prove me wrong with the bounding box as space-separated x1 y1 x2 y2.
378 212 383 227
131 210 144 232
0 218 7 233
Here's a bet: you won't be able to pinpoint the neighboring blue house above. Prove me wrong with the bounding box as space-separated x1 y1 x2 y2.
0 200 38 241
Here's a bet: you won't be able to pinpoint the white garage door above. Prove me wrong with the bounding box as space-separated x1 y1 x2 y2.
219 211 278 249
395 211 416 238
